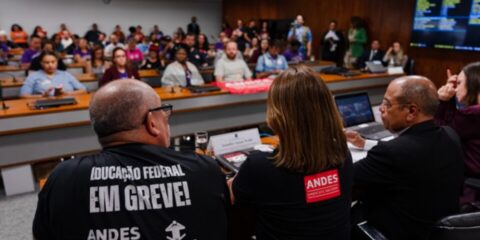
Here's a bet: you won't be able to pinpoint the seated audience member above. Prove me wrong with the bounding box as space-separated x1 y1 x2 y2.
135 25 145 43
244 19 259 43
383 41 408 68
104 34 125 57
435 65 480 204
33 79 228 240
255 40 288 78
214 41 252 82
136 37 150 55
244 37 259 63
141 46 166 70
29 40 67 71
162 47 204 87
229 66 352 239
214 31 229 51
0 32 8 65
184 33 207 67
357 40 385 69
259 21 270 40
196 33 209 54
86 45 111 75
73 38 91 63
149 25 163 41
0 30 17 49
222 21 233 38
321 20 344 66
10 24 28 48
21 36 42 68
233 19 247 52
64 34 79 55
125 38 144 66
346 76 464 240
283 40 304 63
84 23 101 45
31 26 47 40
57 23 71 39
52 34 64 53
96 32 107 47
112 25 126 43
247 38 269 64
100 47 140 87
20 51 86 98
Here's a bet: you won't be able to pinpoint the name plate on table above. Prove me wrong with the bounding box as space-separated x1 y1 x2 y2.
387 67 404 74
209 128 261 155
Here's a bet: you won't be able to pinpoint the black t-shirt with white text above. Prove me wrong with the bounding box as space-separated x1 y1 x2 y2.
232 151 353 240
33 143 228 240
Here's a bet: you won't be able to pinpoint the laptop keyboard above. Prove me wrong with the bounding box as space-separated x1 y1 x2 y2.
357 125 386 135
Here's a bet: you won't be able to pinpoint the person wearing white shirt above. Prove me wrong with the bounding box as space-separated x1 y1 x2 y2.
104 34 125 58
162 47 204 87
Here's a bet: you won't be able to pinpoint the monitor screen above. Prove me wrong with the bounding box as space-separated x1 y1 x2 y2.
334 93 375 127
410 0 480 51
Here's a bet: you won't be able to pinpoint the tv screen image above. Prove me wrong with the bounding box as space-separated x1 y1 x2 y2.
410 0 480 51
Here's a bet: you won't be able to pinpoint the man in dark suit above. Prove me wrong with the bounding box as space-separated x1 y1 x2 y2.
356 40 384 69
346 76 464 240
320 20 344 66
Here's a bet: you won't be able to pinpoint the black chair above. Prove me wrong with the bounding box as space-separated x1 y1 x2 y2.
356 221 389 240
404 58 415 75
429 211 480 240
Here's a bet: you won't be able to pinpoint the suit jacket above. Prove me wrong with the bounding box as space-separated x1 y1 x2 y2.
354 120 464 240
356 48 385 69
99 66 140 87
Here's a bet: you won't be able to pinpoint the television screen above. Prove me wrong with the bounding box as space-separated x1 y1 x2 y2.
410 0 480 51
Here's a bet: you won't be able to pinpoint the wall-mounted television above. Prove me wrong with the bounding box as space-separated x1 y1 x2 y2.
410 0 480 51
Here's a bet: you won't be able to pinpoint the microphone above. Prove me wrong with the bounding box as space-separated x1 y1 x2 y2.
0 79 9 110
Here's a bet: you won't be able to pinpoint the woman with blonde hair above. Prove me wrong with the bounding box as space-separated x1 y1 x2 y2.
229 65 353 239
383 41 408 68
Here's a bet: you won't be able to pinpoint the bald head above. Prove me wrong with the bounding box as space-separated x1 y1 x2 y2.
391 76 439 116
90 80 159 140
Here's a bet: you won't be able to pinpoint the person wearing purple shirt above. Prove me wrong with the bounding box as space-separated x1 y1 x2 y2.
0 42 8 64
21 36 42 67
435 64 480 204
283 40 305 63
73 38 91 63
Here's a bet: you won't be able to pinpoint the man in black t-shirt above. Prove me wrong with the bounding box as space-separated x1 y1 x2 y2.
33 79 228 240
184 33 207 67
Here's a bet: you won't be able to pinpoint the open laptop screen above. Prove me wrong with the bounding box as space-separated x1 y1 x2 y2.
334 92 375 127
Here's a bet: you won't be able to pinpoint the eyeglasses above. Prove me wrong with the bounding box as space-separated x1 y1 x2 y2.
144 104 173 123
380 99 405 110
149 104 173 117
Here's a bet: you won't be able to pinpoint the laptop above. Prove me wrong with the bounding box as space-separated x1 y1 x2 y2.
34 97 77 109
365 61 387 73
187 85 221 93
334 92 392 140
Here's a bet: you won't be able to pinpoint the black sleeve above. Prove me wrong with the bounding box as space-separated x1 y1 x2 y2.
354 143 398 188
32 167 61 240
232 158 257 206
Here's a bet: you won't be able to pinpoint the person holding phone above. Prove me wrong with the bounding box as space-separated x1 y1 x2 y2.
435 65 480 204
20 51 87 98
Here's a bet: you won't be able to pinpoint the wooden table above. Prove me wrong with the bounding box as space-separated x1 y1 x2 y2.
0 72 401 195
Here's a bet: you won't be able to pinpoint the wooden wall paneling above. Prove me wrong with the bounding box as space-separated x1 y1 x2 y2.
223 0 480 87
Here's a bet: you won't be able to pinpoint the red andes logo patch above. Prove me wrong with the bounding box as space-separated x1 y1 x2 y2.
304 169 341 203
